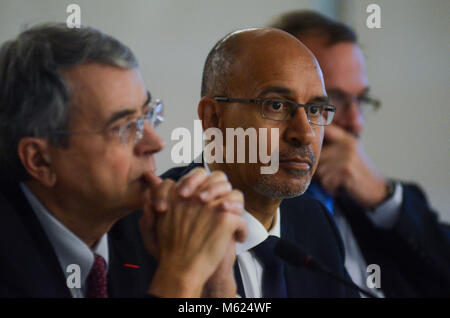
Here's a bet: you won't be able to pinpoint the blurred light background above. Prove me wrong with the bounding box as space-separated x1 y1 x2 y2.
0 0 449 221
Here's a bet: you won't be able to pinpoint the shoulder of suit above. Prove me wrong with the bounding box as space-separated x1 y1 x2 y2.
160 162 203 181
281 193 327 214
280 194 334 232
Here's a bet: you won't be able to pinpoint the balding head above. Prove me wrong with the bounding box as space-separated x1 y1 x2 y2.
199 28 328 204
201 28 322 98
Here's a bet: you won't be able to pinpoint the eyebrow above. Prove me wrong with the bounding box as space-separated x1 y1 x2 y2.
309 95 330 104
328 87 370 97
358 87 370 97
104 91 151 128
259 86 329 104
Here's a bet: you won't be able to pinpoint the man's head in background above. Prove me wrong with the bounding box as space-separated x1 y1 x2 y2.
270 10 380 138
0 24 164 240
198 28 333 225
270 11 389 208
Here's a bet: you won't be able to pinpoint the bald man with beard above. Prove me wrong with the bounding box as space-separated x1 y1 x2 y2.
162 28 359 297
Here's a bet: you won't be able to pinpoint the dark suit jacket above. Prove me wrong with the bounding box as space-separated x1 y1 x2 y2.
0 181 154 297
284 183 450 297
161 162 359 297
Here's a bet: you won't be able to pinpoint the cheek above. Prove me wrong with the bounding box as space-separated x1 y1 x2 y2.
75 144 133 189
102 148 134 183
333 116 348 128
256 123 281 156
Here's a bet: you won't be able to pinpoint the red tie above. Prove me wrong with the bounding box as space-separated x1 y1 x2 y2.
86 254 108 298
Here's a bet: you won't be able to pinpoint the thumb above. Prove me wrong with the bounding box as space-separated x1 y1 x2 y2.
144 171 162 189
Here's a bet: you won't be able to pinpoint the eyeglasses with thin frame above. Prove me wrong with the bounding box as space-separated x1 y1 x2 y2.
51 99 164 146
214 97 336 126
327 90 381 118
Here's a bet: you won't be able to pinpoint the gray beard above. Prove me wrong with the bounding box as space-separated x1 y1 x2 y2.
251 171 312 200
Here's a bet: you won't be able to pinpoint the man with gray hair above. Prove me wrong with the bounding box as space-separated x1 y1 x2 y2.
0 23 247 297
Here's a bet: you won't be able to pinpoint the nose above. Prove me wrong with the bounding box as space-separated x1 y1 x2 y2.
283 107 315 147
335 100 364 137
134 122 165 157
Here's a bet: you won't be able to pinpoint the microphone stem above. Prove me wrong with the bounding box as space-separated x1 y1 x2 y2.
319 267 378 298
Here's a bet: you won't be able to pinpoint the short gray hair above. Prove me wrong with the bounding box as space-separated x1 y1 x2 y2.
0 23 138 182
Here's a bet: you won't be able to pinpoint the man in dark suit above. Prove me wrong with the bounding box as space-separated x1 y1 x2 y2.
162 28 359 297
270 11 450 297
0 23 247 298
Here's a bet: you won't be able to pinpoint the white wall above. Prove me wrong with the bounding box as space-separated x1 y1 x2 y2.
0 0 335 168
338 0 450 221
0 0 448 221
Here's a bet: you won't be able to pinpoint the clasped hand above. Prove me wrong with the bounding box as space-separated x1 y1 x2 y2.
140 168 247 297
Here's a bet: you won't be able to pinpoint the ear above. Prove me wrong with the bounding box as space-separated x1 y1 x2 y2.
17 137 57 187
198 97 222 130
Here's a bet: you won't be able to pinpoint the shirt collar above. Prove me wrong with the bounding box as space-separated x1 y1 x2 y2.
201 155 281 255
235 208 280 255
20 183 109 289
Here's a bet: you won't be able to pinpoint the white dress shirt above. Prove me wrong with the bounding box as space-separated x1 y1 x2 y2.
235 209 281 298
20 183 109 298
334 182 403 298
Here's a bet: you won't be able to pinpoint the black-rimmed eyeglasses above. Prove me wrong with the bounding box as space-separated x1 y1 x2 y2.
214 97 336 126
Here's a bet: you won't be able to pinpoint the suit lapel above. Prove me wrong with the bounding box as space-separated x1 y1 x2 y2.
280 200 324 297
107 235 151 297
336 196 381 265
280 208 300 297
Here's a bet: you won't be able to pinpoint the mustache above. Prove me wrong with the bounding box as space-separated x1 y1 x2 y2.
278 147 315 166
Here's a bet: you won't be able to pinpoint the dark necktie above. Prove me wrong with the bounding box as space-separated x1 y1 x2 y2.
252 235 287 298
86 254 108 298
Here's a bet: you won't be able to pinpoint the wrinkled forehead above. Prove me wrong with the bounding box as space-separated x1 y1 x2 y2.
63 63 147 128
